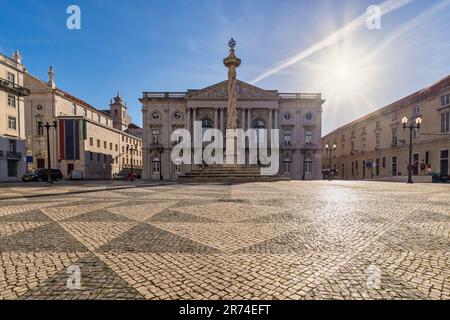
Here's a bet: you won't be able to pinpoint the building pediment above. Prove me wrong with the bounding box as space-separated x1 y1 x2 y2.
186 80 279 100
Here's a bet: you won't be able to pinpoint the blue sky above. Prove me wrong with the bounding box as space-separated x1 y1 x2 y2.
1 0 449 135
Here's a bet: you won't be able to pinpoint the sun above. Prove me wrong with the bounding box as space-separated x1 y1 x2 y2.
304 40 380 110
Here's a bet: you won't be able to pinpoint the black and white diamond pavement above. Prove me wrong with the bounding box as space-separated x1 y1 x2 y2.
0 181 449 300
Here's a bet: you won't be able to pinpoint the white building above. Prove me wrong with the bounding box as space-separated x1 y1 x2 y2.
0 51 29 181
141 78 324 180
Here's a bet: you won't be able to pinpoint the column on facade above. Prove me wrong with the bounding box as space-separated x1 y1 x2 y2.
214 107 219 129
268 108 273 129
186 107 191 132
192 108 197 129
220 108 224 133
274 109 279 129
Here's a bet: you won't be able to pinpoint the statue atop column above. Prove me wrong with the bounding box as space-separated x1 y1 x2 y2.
224 38 241 130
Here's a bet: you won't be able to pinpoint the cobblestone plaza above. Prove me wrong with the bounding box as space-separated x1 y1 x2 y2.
0 181 449 300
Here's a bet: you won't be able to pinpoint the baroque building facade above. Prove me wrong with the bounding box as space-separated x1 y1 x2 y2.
24 66 142 179
141 80 324 180
322 74 450 180
0 51 30 181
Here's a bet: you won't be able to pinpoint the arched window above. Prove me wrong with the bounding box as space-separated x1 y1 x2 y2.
305 111 313 121
283 158 292 175
152 157 160 175
201 118 213 137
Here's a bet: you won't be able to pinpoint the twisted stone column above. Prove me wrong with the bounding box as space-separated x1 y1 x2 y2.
224 38 241 130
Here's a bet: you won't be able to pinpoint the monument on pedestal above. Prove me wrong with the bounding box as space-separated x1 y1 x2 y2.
224 38 241 165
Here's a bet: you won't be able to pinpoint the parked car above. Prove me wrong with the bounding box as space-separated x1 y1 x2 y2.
113 171 129 180
22 169 63 182
114 169 142 180
432 172 449 183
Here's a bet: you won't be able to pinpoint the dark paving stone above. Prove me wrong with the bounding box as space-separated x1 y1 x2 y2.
244 210 309 224
378 226 450 252
0 222 88 252
409 210 450 223
19 254 144 300
148 210 219 223
305 264 426 300
98 223 220 254
63 209 133 222
0 209 51 222
235 227 342 254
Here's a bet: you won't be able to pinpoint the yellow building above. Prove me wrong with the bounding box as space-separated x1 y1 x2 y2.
322 75 450 181
24 66 142 179
0 51 30 181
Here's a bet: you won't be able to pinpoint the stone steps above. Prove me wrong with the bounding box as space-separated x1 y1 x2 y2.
179 165 290 182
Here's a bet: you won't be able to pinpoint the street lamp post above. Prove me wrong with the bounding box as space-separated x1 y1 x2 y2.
402 116 422 184
38 121 58 184
129 145 135 176
325 143 337 180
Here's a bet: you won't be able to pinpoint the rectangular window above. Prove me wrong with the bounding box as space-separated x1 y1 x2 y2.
305 160 312 175
283 131 292 145
392 156 398 176
8 116 16 130
413 104 420 116
110 142 113 150
152 130 160 144
413 127 420 139
441 112 449 133
8 139 17 153
7 95 16 107
441 150 449 175
115 144 118 151
305 131 313 145
7 160 18 177
72 104 77 115
375 133 381 149
97 153 100 161
7 72 15 84
375 159 380 176
104 154 107 162
37 120 44 136
441 93 450 107
392 113 398 122
391 128 398 145
104 141 107 149
425 151 430 165
97 139 100 147
90 152 93 161
89 137 93 146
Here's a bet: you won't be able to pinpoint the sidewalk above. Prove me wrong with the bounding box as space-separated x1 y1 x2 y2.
0 180 175 200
